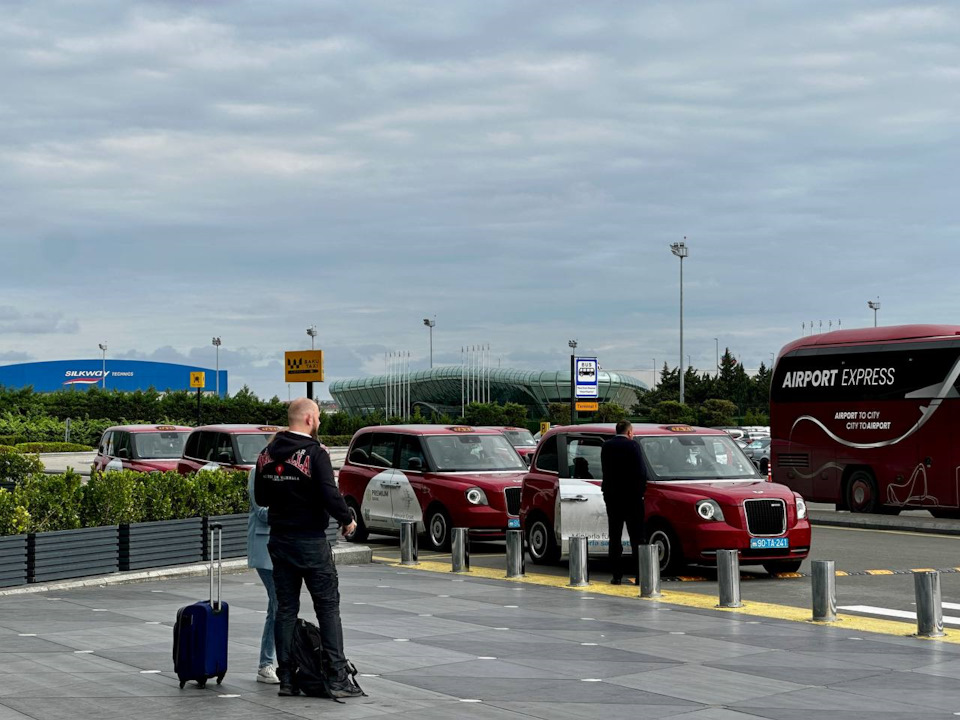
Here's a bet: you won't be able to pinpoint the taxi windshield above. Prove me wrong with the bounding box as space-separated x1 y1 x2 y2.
639 435 759 480
424 435 526 472
131 432 189 459
502 430 536 447
235 433 274 464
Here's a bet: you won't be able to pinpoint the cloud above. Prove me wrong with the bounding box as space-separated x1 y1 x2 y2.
0 306 79 335
1 0 958 403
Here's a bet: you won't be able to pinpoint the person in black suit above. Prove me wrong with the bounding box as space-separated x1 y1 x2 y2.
600 420 647 585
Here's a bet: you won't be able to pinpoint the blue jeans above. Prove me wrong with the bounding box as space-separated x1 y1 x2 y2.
268 533 346 678
256 568 277 668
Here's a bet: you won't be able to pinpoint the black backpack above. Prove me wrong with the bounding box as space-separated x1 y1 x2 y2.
290 618 365 701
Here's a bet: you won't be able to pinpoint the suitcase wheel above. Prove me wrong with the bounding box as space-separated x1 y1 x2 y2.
197 679 206 689
216 674 225 684
179 680 186 689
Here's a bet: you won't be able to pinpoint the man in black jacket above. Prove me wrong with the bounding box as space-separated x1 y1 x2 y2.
255 397 358 698
600 420 647 585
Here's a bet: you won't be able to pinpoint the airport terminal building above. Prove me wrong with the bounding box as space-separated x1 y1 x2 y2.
329 367 645 417
0 360 228 397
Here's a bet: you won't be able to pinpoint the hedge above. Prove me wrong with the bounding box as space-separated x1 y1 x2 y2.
15 442 94 453
0 468 249 536
0 435 26 446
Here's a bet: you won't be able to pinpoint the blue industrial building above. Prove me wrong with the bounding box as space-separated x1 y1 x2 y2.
0 360 228 397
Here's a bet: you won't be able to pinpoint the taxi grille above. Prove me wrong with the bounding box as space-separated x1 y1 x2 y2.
504 487 521 516
744 498 786 536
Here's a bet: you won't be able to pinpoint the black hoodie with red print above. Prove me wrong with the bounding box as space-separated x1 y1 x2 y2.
254 431 351 537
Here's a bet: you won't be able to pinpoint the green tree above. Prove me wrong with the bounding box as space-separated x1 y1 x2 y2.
697 399 737 427
650 401 697 424
595 403 627 423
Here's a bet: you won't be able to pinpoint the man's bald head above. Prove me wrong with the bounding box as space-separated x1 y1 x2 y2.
288 397 320 436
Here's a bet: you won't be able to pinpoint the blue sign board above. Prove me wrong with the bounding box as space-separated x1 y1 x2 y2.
0 360 228 397
575 357 598 399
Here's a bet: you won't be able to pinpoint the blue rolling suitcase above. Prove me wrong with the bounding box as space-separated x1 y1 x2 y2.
174 523 228 688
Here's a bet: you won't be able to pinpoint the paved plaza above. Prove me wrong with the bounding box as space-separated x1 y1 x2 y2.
3 559 960 720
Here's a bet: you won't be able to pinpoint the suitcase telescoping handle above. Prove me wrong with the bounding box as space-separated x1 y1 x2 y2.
209 522 223 611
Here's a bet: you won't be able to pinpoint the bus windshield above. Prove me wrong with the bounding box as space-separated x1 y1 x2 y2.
639 435 759 480
424 435 526 472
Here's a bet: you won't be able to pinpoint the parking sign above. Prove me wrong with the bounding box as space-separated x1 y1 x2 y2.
575 357 598 399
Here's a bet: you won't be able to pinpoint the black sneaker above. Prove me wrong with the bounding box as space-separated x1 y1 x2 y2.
278 681 300 697
328 670 365 699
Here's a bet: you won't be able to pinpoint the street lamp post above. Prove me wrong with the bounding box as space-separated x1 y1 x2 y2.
211 337 221 398
423 317 436 368
98 343 107 389
868 299 880 327
568 340 577 426
714 337 719 377
306 325 318 400
670 239 689 404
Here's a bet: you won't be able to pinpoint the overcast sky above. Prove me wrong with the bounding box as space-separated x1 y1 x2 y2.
1 1 958 401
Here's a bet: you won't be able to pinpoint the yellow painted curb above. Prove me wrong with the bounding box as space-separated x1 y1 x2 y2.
372 556 958 644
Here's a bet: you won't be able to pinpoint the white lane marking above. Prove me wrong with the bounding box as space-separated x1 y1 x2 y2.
839 605 960 626
140 670 162 674
942 602 960 611
18 633 37 637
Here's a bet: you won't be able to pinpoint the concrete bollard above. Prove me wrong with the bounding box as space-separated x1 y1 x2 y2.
716 549 743 608
914 570 945 638
505 529 525 578
638 544 662 598
568 536 589 587
400 521 418 566
451 527 470 573
811 560 837 622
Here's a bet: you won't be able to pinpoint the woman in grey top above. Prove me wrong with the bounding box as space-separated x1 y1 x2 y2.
248 466 278 684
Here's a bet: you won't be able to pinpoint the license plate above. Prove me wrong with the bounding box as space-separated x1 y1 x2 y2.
507 518 520 529
750 537 789 549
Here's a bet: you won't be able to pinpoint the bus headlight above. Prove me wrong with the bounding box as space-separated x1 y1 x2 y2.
465 487 488 506
795 494 807 520
696 499 725 522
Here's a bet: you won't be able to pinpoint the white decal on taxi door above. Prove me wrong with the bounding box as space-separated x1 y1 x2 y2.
361 469 397 529
389 471 424 531
556 479 630 557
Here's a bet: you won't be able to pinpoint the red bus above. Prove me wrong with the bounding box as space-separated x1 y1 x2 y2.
771 325 960 516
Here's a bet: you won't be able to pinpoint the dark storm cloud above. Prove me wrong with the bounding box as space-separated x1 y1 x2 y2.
1 1 958 397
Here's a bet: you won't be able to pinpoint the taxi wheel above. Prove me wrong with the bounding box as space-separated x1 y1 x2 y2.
647 522 683 576
426 506 452 551
526 517 560 564
345 499 368 543
762 560 802 575
845 470 878 513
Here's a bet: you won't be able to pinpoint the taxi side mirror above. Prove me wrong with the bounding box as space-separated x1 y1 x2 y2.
407 457 423 471
218 450 233 463
117 447 130 459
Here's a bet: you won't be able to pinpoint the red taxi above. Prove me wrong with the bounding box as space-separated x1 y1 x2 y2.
176 424 280 474
338 425 527 550
93 425 192 473
520 423 811 575
480 426 538 464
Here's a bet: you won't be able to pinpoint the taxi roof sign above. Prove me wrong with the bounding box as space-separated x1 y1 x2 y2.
666 425 695 433
285 350 324 383
189 371 205 389
447 426 474 433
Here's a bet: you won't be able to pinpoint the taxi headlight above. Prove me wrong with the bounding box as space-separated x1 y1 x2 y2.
465 487 488 506
795 494 807 520
695 499 725 522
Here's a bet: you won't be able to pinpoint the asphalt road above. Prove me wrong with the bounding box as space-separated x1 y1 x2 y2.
362 523 960 628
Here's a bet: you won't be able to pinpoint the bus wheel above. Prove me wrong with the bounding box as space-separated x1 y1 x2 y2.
845 470 879 513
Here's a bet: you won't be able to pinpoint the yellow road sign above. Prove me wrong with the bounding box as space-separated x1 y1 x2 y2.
189 371 206 389
285 350 324 382
575 401 599 412
539 421 551 436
